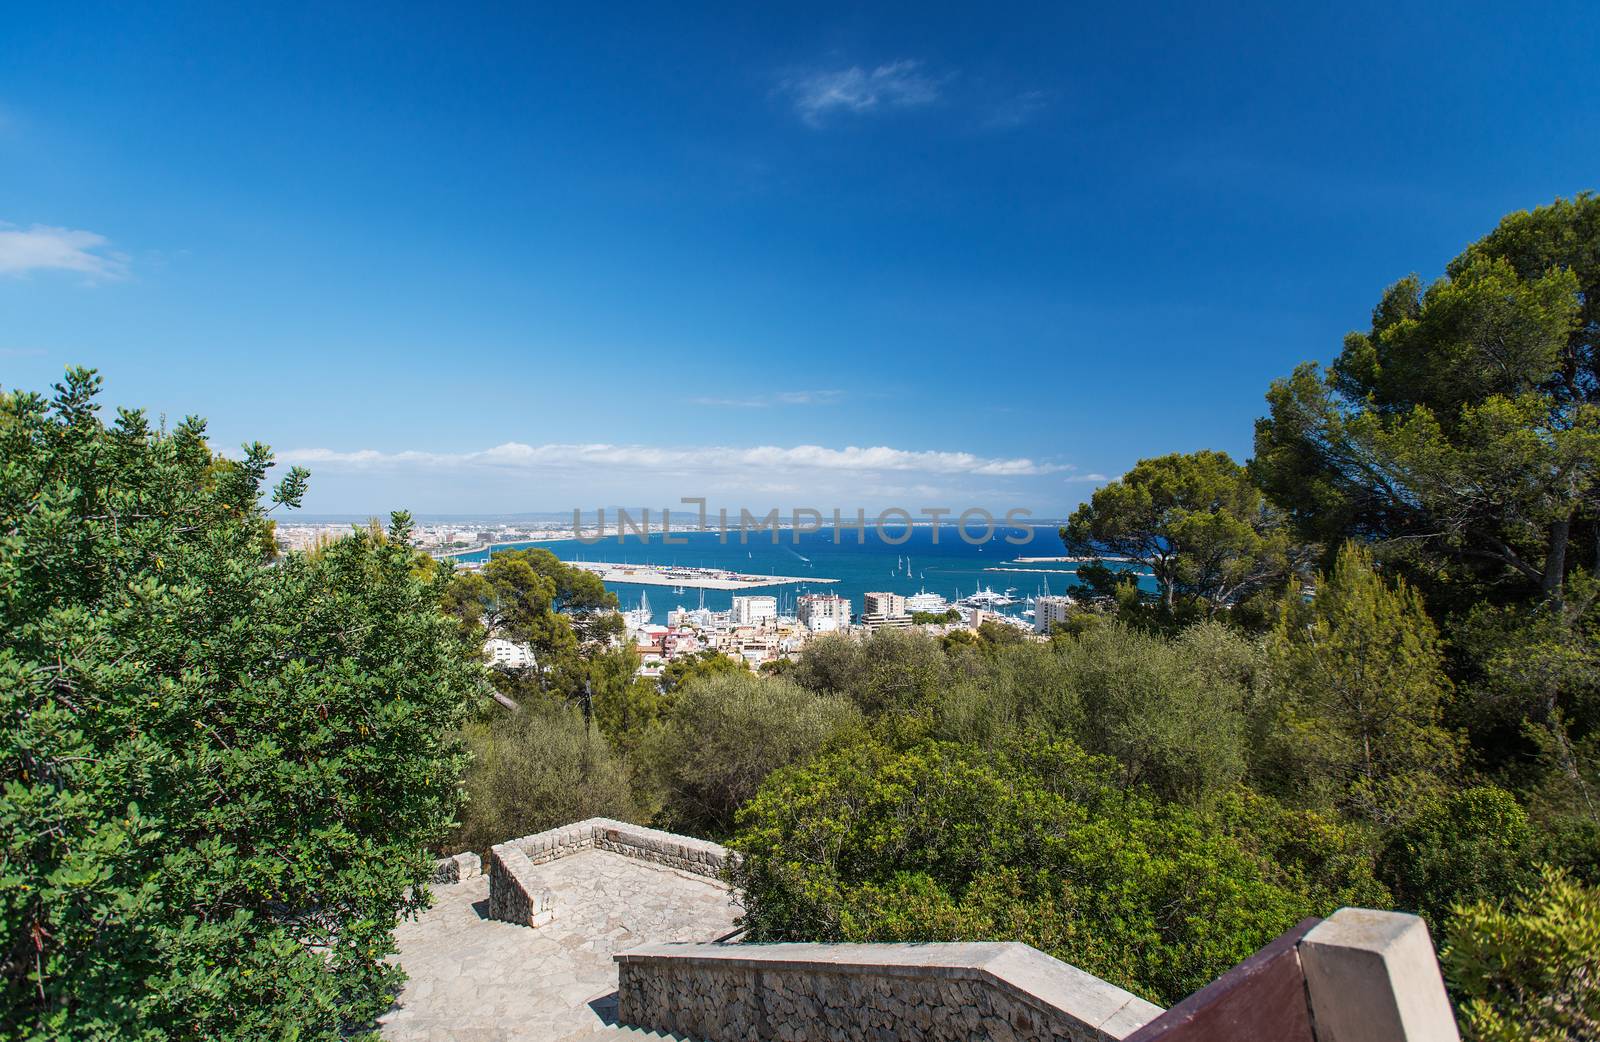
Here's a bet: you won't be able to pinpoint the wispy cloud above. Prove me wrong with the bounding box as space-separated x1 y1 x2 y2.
690 389 844 408
0 223 127 279
780 60 941 127
687 396 767 408
985 89 1052 130
773 389 843 405
280 440 1064 479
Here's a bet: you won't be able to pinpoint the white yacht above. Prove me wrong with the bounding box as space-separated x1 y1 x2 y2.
959 585 1018 608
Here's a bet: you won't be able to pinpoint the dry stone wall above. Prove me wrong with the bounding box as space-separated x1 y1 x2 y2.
485 818 730 927
615 941 1163 1042
486 844 554 926
429 850 481 884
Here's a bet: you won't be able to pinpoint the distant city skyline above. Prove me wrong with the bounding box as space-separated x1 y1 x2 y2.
3 3 1598 514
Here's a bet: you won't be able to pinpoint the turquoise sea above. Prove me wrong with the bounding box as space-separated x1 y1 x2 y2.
452 524 1153 624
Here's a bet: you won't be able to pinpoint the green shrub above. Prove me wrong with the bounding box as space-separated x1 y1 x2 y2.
1444 866 1600 1042
729 738 1382 1005
450 702 642 854
1057 623 1249 805
639 671 860 837
930 641 1081 748
790 629 952 717
1378 785 1536 929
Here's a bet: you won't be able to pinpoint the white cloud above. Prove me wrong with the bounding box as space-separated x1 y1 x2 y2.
0 223 127 278
690 389 843 408
781 61 941 126
280 440 1064 479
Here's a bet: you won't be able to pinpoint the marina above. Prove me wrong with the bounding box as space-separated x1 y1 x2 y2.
446 526 1159 625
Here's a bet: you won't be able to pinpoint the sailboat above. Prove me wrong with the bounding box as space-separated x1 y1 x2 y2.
623 590 653 630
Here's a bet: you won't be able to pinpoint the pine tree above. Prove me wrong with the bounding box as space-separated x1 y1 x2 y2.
1267 541 1460 818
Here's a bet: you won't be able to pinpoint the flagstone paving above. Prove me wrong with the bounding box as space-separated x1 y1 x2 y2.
380 847 742 1041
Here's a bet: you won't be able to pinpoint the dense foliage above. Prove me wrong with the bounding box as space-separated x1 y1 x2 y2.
637 671 860 837
1443 866 1600 1042
1063 450 1303 622
0 372 476 1040
728 738 1384 1005
1262 542 1460 821
449 701 641 853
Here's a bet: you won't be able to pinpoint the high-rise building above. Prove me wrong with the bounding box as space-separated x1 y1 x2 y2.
862 591 907 618
730 595 778 627
1034 595 1074 634
797 593 852 633
860 590 912 632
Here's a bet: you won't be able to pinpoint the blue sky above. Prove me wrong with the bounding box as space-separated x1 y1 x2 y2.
3 2 1597 515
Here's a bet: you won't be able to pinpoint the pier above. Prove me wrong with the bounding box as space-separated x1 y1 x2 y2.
1011 555 1132 563
569 561 838 591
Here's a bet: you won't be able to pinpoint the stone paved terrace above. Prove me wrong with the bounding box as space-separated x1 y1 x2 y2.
381 847 741 1041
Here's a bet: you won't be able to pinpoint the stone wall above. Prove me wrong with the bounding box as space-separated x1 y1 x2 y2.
485 818 730 926
429 850 481 884
588 818 728 878
486 844 553 926
614 941 1163 1042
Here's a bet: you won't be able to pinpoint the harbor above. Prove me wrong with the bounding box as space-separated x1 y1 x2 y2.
568 561 838 591
445 527 1158 625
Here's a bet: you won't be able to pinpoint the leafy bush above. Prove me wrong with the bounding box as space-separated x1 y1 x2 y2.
1378 785 1535 929
639 671 860 838
729 738 1383 1005
931 641 1082 749
789 629 952 717
1057 623 1249 804
814 620 1252 806
449 702 642 854
1 372 476 1040
1444 866 1600 1042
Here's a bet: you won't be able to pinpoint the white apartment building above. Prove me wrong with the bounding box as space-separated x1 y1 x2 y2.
797 593 852 633
484 637 535 669
730 595 778 627
1034 595 1075 634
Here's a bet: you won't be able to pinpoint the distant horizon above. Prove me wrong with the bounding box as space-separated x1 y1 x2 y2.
283 511 1076 526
